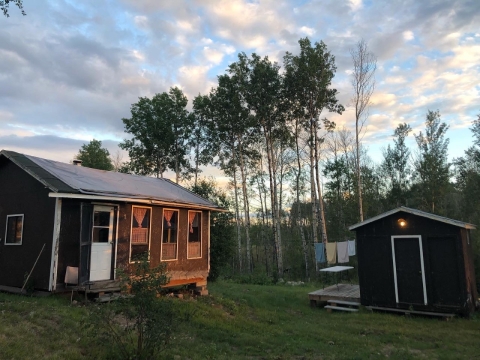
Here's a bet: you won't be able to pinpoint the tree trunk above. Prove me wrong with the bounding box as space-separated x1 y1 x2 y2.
295 118 309 280
231 144 242 272
309 121 319 272
263 125 283 277
356 125 364 222
238 139 252 273
314 123 328 244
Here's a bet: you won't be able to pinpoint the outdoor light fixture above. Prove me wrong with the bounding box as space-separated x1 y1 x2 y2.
398 218 407 227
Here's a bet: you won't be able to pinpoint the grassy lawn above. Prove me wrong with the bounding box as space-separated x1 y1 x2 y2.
1 281 479 359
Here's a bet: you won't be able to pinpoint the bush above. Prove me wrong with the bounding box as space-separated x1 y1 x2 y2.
85 255 177 360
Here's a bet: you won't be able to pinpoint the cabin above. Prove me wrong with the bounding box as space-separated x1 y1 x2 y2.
0 150 223 295
349 207 478 315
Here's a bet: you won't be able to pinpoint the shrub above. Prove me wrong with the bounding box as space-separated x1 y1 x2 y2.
85 255 177 360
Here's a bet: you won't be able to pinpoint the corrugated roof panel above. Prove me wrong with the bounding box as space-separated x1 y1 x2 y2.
24 154 219 208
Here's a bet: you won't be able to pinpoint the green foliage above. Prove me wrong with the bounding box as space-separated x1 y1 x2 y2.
85 255 177 360
188 178 235 281
75 139 114 171
381 123 412 207
1 0 25 17
120 87 193 180
413 110 450 214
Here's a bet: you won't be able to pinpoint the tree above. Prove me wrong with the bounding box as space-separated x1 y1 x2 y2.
1 0 25 17
75 139 114 171
350 39 377 222
413 110 450 214
284 37 343 267
381 123 412 207
189 178 235 280
120 87 192 182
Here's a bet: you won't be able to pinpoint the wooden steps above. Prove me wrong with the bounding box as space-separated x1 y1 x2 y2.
325 299 360 313
366 306 455 320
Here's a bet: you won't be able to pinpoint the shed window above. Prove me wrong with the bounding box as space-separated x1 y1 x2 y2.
130 206 151 262
162 209 178 261
5 215 24 245
187 211 201 259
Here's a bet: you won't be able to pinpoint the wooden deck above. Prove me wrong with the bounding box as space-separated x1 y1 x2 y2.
309 284 360 307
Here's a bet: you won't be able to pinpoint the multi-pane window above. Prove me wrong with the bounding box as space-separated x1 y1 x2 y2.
161 209 178 260
5 215 24 245
187 211 201 259
130 206 151 262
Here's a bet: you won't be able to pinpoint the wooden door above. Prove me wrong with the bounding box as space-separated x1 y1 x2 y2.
392 236 427 305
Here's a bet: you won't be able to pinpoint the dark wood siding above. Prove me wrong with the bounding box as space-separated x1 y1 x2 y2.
56 199 81 286
354 211 476 314
0 159 55 290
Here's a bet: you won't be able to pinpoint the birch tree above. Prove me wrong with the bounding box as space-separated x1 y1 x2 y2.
284 38 343 258
350 39 376 222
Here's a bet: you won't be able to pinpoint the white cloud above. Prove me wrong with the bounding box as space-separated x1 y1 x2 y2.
299 26 315 36
403 30 414 41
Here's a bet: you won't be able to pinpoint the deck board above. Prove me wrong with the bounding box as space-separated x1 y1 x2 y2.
309 284 360 306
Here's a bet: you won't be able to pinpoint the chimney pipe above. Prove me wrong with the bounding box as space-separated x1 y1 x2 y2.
73 159 82 166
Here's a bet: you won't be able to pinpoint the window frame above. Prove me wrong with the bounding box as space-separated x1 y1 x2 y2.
5 214 24 246
161 208 179 261
187 210 202 259
129 205 152 263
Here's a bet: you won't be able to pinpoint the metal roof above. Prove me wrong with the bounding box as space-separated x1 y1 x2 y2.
349 206 476 230
1 150 222 211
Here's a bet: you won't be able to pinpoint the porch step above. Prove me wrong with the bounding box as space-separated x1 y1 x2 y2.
366 306 456 320
325 299 360 313
325 305 358 312
327 300 360 307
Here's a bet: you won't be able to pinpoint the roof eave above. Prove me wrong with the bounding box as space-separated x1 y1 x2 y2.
349 206 476 231
48 192 228 212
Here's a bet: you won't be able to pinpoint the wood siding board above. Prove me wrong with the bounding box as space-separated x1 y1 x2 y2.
0 160 55 290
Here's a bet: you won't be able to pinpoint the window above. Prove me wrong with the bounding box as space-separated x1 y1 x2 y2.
161 209 178 261
187 211 201 259
5 214 24 245
130 206 151 262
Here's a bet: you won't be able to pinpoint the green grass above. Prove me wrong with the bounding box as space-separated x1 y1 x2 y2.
1 282 479 359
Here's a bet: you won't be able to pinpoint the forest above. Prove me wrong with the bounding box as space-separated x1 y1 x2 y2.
77 38 480 283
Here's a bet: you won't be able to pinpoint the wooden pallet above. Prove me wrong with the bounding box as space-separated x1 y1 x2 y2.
366 306 455 320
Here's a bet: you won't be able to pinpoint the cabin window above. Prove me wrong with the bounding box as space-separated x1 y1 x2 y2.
130 206 151 262
187 211 201 259
5 215 24 245
161 209 179 261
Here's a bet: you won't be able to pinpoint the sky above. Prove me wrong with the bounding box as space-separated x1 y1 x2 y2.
1 0 479 181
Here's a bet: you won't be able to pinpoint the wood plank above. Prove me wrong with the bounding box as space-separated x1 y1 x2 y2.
325 305 358 312
366 306 455 318
327 300 360 306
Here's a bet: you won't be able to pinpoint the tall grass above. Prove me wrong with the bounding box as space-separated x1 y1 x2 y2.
0 282 479 359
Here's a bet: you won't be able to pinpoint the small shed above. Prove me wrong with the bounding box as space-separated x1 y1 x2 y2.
349 207 478 315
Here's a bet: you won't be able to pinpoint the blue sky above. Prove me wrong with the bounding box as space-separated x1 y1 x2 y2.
1 0 479 177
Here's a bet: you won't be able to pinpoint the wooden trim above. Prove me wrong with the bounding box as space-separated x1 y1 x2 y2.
187 210 202 259
391 235 428 305
48 192 225 212
129 205 152 263
4 214 24 245
49 199 62 291
161 208 179 261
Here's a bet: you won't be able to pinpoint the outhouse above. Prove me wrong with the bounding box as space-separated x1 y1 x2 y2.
349 207 478 315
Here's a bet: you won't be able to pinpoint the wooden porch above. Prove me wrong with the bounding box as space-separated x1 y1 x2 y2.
309 284 360 307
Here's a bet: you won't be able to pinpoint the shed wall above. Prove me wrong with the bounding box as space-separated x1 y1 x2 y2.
0 159 55 290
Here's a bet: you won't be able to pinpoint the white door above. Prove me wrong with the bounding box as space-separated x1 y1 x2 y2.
90 206 114 281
